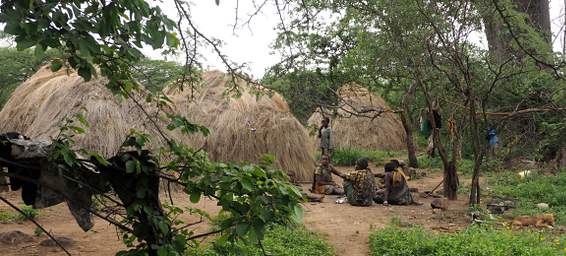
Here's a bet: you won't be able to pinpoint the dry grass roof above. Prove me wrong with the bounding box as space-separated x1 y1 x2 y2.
166 71 316 181
308 84 407 151
0 66 168 157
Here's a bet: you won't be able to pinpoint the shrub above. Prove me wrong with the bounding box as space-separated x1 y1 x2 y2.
0 210 18 223
417 156 481 176
0 205 39 223
33 227 44 237
195 225 334 256
416 156 444 170
489 171 566 225
18 205 39 221
323 148 404 166
369 226 565 256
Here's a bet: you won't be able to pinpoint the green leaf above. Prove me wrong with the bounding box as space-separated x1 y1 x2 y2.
150 30 166 49
78 66 92 81
235 223 249 237
90 152 110 166
241 178 253 191
136 188 146 198
74 113 90 127
189 192 201 203
16 38 35 50
34 45 45 59
165 33 179 48
291 205 304 223
51 60 63 72
157 246 168 256
68 125 85 134
158 221 170 235
125 160 136 174
247 228 258 244
62 149 76 167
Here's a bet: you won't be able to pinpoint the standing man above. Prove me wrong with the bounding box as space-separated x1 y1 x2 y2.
319 116 333 158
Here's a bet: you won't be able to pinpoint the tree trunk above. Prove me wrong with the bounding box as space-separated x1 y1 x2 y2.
558 147 566 171
401 83 419 168
483 13 508 61
514 0 551 43
400 111 419 168
414 74 457 200
468 92 483 205
449 113 464 162
563 0 566 55
453 133 463 162
446 114 462 200
484 0 552 61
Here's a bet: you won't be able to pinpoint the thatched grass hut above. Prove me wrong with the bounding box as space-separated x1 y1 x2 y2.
166 71 316 181
308 84 406 151
0 66 168 157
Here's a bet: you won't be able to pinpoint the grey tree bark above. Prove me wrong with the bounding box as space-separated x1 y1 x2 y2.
484 0 551 60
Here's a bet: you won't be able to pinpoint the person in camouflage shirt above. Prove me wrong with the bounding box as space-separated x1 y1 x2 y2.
343 158 375 207
312 154 345 195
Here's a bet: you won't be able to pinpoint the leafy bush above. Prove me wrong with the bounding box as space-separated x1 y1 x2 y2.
416 156 444 170
322 148 404 166
417 156 482 175
194 225 334 256
0 81 19 109
0 210 18 223
0 205 39 223
369 226 565 256
489 171 566 225
19 205 39 220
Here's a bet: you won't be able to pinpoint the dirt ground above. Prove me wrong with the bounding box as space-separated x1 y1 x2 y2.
0 168 474 256
302 166 472 256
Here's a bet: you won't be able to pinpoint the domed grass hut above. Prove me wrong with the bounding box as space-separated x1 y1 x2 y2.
166 71 316 182
0 66 169 157
308 84 406 151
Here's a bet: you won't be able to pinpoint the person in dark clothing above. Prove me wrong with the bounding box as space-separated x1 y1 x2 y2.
487 127 499 159
318 117 333 158
426 106 442 158
374 160 421 206
432 109 442 129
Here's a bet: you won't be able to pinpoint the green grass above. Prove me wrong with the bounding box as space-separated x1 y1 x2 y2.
317 148 405 166
194 225 334 256
416 156 500 176
488 171 566 225
369 226 565 256
416 156 444 170
0 82 19 109
0 205 39 223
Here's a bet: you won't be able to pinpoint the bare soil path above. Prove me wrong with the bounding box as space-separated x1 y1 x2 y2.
0 169 472 256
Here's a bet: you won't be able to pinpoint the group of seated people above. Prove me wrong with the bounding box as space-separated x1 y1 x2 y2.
311 154 421 207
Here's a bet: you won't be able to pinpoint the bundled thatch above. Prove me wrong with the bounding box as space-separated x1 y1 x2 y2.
308 84 406 151
0 66 169 157
166 71 316 181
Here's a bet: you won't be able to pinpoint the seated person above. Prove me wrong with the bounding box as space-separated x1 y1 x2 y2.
312 155 345 195
343 158 375 207
374 160 421 206
288 171 324 203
